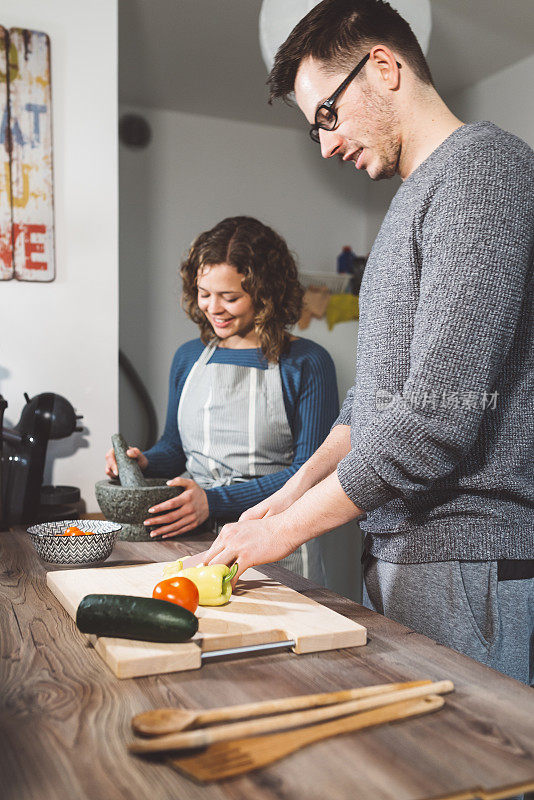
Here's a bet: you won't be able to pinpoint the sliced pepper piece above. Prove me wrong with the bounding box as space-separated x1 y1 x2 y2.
162 561 238 606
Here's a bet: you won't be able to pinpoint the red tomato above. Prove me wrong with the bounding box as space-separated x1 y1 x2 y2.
153 577 199 614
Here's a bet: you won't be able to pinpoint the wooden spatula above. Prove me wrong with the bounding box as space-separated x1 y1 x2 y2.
132 679 432 736
129 680 453 754
172 695 445 782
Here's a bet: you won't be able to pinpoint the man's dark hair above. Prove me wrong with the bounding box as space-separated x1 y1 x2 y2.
268 0 433 102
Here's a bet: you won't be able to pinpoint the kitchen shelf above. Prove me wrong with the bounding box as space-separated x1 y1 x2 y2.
299 271 351 294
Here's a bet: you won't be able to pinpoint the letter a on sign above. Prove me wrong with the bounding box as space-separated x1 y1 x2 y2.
0 28 55 281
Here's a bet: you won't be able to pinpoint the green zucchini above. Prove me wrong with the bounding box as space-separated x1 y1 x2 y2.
76 594 198 643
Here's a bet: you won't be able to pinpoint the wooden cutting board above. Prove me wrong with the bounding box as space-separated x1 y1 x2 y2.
46 561 367 679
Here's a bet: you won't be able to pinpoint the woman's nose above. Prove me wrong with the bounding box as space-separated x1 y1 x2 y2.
208 296 224 314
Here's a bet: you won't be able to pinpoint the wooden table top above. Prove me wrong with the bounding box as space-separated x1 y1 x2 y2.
2 527 534 800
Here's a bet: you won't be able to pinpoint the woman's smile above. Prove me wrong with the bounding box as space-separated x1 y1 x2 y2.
210 315 234 329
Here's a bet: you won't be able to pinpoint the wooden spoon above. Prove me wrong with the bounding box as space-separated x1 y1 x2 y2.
129 680 454 753
132 679 432 736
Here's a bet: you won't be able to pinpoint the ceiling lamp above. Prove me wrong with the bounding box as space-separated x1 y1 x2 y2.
259 0 432 73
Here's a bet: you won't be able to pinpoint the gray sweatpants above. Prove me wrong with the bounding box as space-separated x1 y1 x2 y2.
363 557 534 685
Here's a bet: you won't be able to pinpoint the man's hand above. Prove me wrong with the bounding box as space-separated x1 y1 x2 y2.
145 477 209 538
203 516 298 587
239 484 298 521
204 470 363 588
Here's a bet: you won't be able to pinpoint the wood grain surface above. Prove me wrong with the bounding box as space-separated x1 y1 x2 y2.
2 527 534 800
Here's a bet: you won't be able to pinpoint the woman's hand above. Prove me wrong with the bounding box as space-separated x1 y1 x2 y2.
239 484 299 521
145 477 209 539
105 446 148 477
203 516 298 587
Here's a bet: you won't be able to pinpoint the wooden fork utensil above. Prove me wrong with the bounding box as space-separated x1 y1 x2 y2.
172 695 445 782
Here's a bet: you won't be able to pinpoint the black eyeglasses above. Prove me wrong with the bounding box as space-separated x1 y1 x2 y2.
309 53 400 143
310 53 370 143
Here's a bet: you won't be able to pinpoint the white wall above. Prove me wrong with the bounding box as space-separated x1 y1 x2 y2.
0 0 118 512
119 105 369 443
448 53 534 148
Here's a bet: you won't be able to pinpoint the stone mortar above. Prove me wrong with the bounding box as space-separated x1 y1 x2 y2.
95 478 184 541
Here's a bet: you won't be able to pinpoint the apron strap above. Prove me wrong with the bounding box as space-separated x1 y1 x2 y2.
177 341 218 430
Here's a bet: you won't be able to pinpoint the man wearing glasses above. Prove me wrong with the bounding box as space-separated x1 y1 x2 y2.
204 0 534 685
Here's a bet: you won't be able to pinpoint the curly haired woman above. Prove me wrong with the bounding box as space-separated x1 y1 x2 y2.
106 216 338 581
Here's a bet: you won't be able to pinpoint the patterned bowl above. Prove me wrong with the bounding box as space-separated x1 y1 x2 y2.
26 519 122 564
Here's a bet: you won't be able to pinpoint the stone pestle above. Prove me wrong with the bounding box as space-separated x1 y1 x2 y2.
111 433 147 487
96 434 183 540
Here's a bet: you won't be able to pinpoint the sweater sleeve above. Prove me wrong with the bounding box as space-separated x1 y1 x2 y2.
337 145 534 511
333 384 355 427
205 347 339 519
142 347 192 478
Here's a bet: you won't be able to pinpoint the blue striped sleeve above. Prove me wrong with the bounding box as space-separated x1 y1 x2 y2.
205 341 339 520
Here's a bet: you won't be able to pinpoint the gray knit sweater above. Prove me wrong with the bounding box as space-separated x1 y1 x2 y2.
335 122 534 563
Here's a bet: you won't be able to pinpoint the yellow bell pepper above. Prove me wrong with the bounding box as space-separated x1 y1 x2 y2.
162 560 238 606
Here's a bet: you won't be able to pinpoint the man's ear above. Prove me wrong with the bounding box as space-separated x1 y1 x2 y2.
368 45 401 90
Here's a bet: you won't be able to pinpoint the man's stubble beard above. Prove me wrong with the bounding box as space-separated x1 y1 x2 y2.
359 83 401 180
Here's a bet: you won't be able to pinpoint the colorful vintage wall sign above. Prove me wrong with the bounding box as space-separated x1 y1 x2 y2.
0 27 55 282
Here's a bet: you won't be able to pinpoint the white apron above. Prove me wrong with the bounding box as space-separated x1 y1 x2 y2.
177 342 325 583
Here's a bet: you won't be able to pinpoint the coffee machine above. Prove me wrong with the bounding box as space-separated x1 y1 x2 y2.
0 392 84 529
